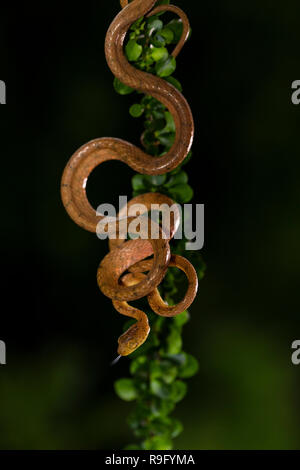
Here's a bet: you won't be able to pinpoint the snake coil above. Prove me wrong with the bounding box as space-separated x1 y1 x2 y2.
61 0 198 356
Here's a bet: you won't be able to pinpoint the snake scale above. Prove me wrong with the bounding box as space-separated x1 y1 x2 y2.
61 0 198 356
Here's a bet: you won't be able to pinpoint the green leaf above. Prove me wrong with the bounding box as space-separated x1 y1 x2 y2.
160 27 174 44
130 16 145 31
166 328 182 354
155 55 176 77
165 171 188 188
145 117 165 132
142 436 173 451
167 19 184 43
142 129 157 145
173 310 190 328
130 355 148 375
160 360 178 384
149 359 178 385
128 407 149 432
129 103 144 117
150 396 176 417
113 77 134 95
147 17 163 32
171 380 187 403
165 353 187 366
150 361 162 380
146 417 171 437
114 378 137 402
178 353 199 378
157 132 175 149
161 111 176 134
150 379 171 399
165 76 182 92
147 174 167 186
132 174 146 191
151 47 168 62
151 33 166 47
152 109 165 120
143 55 154 68
126 39 143 61
168 184 194 203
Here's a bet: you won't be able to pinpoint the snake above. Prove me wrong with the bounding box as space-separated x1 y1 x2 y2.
61 0 198 357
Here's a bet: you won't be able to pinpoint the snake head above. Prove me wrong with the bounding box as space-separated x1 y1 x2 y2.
117 320 150 356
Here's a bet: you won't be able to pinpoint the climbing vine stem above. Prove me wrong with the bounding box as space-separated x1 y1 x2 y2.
113 0 206 450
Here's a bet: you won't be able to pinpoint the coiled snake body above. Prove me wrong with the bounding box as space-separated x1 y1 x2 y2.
61 0 198 356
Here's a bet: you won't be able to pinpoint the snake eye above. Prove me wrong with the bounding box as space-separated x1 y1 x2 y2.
117 322 150 356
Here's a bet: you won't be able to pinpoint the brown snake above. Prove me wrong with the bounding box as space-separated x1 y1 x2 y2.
61 0 198 356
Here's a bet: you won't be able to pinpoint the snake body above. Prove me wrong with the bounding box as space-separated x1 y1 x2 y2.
61 0 198 356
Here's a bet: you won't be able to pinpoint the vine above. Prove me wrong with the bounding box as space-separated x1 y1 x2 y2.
113 0 206 451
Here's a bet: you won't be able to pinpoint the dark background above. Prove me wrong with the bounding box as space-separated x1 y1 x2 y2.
0 0 299 449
